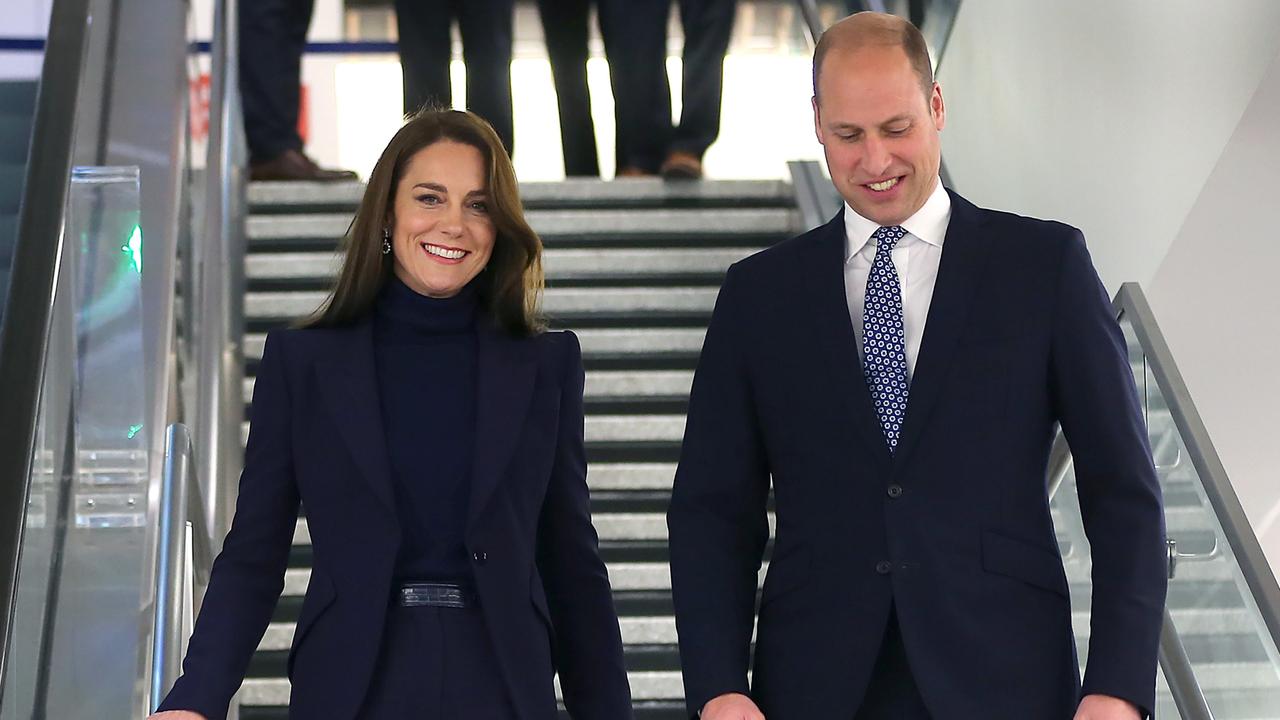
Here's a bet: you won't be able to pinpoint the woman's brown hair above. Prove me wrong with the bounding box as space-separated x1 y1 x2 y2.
301 109 544 335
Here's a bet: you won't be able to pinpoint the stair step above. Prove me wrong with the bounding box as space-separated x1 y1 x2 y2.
246 247 758 286
247 178 795 213
246 208 796 250
244 287 720 324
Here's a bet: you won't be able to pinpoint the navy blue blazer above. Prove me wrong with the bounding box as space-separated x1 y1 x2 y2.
159 319 632 720
668 191 1168 719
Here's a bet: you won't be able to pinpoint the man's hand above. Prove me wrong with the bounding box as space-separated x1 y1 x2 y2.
147 712 207 720
1074 694 1142 720
701 692 765 720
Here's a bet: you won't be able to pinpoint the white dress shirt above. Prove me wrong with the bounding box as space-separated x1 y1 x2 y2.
844 179 952 382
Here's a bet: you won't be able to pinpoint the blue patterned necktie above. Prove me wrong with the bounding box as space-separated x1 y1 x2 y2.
863 225 910 453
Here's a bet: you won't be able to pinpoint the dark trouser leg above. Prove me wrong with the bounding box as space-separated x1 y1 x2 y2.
853 606 933 720
536 0 599 176
598 0 671 173
357 604 446 717
394 0 454 115
670 0 735 159
239 0 314 163
441 606 520 717
908 0 926 28
457 0 515 155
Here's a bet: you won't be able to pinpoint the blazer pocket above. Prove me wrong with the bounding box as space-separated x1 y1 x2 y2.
759 547 813 607
287 569 337 678
981 530 1069 600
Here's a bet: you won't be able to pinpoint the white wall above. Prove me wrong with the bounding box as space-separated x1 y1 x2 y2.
937 1 1280 570
1147 49 1280 569
938 0 1280 292
0 0 53 79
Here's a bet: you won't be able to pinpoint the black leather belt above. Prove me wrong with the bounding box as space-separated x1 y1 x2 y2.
397 581 476 609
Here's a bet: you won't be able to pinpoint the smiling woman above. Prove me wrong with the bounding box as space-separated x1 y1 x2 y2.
149 108 632 720
304 109 544 335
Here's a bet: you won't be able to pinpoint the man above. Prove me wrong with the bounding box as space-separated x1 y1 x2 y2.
241 0 357 181
394 0 515 155
667 12 1167 720
605 0 736 178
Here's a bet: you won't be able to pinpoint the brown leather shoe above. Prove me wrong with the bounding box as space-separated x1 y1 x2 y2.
615 165 656 178
660 151 703 180
250 149 358 182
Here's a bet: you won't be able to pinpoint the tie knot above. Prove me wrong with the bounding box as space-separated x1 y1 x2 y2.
873 225 907 251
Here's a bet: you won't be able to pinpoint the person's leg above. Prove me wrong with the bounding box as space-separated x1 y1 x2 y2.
458 0 515 155
598 0 672 174
908 0 926 29
852 607 933 720
239 0 314 163
668 0 736 162
395 0 454 115
441 606 523 718
355 605 445 718
536 0 600 177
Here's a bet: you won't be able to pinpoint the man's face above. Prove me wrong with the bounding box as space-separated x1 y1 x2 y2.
813 45 945 226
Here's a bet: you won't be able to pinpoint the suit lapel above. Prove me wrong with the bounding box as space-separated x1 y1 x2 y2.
806 212 894 469
467 320 537 529
315 319 398 520
892 190 993 468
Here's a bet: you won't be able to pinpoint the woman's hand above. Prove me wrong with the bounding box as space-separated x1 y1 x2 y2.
147 712 208 720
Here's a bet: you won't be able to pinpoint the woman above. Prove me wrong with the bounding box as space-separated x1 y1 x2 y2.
152 110 633 720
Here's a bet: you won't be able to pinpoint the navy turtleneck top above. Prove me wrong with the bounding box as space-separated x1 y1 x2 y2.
373 275 479 582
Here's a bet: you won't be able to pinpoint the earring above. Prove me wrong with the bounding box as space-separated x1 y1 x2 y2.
382 227 392 255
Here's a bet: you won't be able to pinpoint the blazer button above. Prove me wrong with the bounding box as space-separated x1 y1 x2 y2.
472 551 488 565
875 560 893 575
887 484 904 498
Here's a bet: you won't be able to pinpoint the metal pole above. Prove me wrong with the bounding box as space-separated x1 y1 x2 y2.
149 424 192 712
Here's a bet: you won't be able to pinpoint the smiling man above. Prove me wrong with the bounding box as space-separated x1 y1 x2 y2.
667 11 1168 720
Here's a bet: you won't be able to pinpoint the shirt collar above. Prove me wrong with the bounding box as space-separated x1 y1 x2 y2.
843 178 952 262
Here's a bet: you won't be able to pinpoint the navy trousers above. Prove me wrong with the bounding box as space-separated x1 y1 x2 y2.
393 0 515 155
535 0 602 177
356 603 519 718
239 0 312 163
600 0 736 172
853 606 933 720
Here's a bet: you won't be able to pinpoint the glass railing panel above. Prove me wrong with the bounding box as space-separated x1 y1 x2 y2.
1118 311 1280 717
0 167 153 720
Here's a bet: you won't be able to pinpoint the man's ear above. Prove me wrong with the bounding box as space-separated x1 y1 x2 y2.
812 95 825 146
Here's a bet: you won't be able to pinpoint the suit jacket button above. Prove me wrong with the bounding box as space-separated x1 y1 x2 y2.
875 560 893 575
887 484 904 498
472 551 488 564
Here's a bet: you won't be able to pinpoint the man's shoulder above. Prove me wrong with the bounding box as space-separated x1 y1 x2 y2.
961 194 1082 246
726 220 832 283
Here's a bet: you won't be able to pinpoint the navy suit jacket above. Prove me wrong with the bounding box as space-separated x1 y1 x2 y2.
668 191 1168 719
159 319 632 720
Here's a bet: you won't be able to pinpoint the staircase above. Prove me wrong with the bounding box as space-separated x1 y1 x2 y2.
0 81 38 324
235 177 801 719
228 176 1280 719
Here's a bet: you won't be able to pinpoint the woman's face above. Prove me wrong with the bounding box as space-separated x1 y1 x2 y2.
388 140 496 298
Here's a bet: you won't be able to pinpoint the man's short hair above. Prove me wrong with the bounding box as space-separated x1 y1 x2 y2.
813 13 934 103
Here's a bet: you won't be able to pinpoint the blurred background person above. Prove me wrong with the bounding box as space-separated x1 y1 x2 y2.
394 0 516 155
242 0 359 181
536 0 603 177
608 0 737 179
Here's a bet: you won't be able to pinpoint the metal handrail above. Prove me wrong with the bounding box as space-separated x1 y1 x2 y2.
0 0 95 689
149 423 216 712
195 0 248 553
1114 283 1280 657
150 424 194 711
